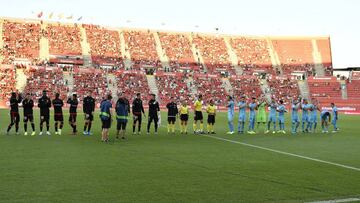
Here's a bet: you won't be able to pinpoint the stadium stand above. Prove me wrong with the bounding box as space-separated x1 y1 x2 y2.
0 65 16 100
230 37 274 74
123 30 160 69
23 66 68 99
272 39 315 75
47 24 82 56
192 34 233 74
72 68 108 102
155 71 192 104
1 21 41 64
192 74 227 105
229 75 262 98
307 77 342 98
347 71 360 99
114 70 150 103
316 39 333 76
3 17 350 110
84 25 123 67
158 32 198 71
267 76 300 102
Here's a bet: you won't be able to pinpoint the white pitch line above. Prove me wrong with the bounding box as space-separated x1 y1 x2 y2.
203 135 360 172
305 197 360 203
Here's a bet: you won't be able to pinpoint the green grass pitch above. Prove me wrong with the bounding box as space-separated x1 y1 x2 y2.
0 109 359 203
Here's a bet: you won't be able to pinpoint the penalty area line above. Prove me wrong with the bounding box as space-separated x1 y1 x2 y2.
203 134 360 172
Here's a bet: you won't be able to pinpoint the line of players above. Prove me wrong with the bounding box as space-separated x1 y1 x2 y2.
226 95 339 135
5 90 339 140
98 93 216 142
6 91 217 141
6 90 96 136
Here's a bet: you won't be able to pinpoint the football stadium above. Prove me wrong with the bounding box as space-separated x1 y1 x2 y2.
1 0 360 202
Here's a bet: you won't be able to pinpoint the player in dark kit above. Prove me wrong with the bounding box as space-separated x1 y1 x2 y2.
166 97 178 134
67 94 79 135
52 93 64 135
132 93 145 135
147 94 160 134
38 90 51 135
83 91 96 136
22 93 35 136
6 92 22 135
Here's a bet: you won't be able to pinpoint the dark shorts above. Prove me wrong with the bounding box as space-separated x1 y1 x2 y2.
133 114 142 123
102 119 111 129
168 116 176 123
10 112 20 124
69 114 77 123
54 114 64 122
85 113 94 121
194 111 203 121
148 115 159 124
117 121 127 130
180 114 188 121
23 114 34 122
207 115 215 124
40 114 50 121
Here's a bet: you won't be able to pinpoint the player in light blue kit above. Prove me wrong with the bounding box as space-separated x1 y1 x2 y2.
309 99 320 132
227 96 235 134
320 109 331 133
277 100 287 134
247 97 257 134
265 98 278 134
237 96 247 134
301 99 311 133
331 103 339 132
291 98 300 134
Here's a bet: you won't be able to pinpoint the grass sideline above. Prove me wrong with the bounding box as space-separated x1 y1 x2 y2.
0 109 359 203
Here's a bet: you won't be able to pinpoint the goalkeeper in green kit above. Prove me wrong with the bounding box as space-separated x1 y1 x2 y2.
257 97 267 133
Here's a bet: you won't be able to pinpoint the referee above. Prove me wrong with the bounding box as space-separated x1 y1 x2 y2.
193 94 204 134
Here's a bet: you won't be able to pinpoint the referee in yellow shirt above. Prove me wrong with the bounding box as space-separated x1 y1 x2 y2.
179 100 189 134
193 94 204 134
206 99 216 134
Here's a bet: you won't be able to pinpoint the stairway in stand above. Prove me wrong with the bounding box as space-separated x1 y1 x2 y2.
146 75 159 98
119 29 132 70
266 38 282 75
224 37 243 75
259 79 271 102
312 39 325 76
107 73 118 101
79 26 92 67
187 77 198 97
222 78 233 94
339 80 348 99
297 80 310 100
188 34 207 73
63 71 74 93
39 22 50 62
153 31 170 70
